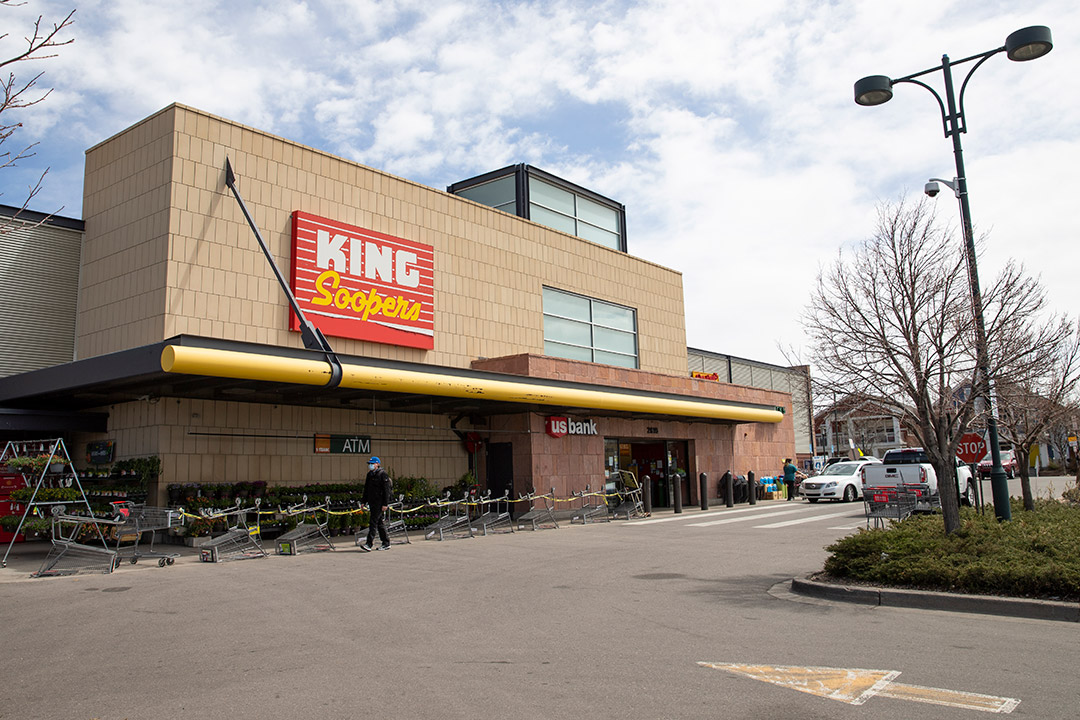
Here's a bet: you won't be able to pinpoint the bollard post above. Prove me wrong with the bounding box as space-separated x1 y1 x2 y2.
723 471 734 508
699 473 709 510
642 475 652 515
748 471 756 505
673 472 683 513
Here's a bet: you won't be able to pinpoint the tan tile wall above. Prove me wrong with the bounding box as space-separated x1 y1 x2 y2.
73 397 471 505
78 111 175 358
79 103 688 375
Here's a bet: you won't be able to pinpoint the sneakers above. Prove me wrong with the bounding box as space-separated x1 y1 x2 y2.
357 541 373 552
375 543 391 551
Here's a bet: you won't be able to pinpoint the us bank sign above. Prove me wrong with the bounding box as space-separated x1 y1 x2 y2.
290 211 435 349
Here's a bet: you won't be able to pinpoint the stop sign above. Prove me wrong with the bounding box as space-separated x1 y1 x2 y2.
957 432 987 464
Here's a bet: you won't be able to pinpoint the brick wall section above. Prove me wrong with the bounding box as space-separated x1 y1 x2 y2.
471 353 791 410
471 353 795 501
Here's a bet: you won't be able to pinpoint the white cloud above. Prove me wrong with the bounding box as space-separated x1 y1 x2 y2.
7 0 1078 367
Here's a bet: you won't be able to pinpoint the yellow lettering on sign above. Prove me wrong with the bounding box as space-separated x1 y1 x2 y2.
310 270 422 325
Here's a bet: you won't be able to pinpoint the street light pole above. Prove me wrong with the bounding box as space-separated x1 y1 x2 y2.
853 26 1053 521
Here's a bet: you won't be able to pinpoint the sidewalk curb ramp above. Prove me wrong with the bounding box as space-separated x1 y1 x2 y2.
790 575 1080 623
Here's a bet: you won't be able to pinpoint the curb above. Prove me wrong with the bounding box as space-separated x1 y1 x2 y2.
790 575 1080 623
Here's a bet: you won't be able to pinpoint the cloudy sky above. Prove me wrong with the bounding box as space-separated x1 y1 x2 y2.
4 0 1077 366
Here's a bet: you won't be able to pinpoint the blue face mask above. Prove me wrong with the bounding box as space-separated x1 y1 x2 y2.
368 463 377 471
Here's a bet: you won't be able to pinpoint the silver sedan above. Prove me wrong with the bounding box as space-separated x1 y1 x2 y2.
800 460 880 503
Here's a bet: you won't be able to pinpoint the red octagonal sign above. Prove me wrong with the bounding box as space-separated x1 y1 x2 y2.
957 432 988 464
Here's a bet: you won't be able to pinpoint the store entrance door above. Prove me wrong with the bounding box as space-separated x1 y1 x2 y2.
623 440 688 508
486 442 514 509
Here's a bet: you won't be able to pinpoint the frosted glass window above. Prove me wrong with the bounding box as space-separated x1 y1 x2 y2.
577 196 619 232
456 176 515 211
529 179 575 214
543 287 637 368
529 204 576 235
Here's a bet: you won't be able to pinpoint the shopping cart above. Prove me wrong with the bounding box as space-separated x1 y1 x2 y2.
609 470 646 520
110 501 182 567
276 495 335 555
469 490 514 536
515 488 559 531
196 499 268 562
570 484 610 524
423 492 474 541
864 488 919 529
385 495 412 545
32 506 118 578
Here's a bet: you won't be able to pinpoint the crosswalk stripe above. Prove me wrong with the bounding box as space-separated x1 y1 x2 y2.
754 509 858 528
689 507 809 527
629 505 790 526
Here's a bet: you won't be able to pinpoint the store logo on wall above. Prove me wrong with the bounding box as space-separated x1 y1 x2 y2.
691 371 720 381
545 416 598 438
291 211 435 349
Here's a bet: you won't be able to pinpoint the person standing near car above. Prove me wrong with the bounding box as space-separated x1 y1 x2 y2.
783 458 798 501
359 456 393 551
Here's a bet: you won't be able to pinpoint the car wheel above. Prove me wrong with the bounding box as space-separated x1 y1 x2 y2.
960 483 972 506
1007 469 1014 480
842 485 857 503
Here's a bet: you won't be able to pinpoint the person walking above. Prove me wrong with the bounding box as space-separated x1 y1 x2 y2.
783 458 798 501
358 456 393 551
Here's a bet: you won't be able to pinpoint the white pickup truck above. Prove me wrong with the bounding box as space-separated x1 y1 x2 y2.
860 447 975 506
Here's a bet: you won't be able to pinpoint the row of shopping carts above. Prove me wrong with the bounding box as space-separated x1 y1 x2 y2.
24 471 649 576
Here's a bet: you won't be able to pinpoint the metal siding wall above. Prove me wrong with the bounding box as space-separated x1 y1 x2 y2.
0 219 82 377
730 359 753 386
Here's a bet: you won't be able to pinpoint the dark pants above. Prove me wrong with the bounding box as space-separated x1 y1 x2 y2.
366 506 390 546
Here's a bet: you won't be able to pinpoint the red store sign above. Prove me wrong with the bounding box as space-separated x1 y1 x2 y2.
290 211 435 349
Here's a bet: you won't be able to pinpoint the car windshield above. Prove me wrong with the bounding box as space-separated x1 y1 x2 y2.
883 450 928 464
820 463 859 477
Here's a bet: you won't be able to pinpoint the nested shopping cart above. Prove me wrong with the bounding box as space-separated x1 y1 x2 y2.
110 501 182 567
32 505 118 578
276 495 335 555
609 470 646 520
468 490 514 536
864 488 919 529
423 492 474 540
515 488 559 530
384 495 413 545
570 484 611 524
195 499 268 563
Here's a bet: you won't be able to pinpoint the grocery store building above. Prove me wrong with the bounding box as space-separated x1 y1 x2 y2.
0 104 800 507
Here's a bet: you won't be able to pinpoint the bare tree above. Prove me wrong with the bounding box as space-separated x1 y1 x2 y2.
994 319 1080 509
804 197 1064 534
0 1 75 225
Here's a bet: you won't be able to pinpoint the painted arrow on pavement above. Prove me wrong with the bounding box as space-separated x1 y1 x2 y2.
698 663 1020 714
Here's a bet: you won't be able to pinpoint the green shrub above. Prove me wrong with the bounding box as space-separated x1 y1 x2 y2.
823 499 1080 601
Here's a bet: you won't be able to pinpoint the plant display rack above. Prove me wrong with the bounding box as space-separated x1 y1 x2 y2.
1 438 106 568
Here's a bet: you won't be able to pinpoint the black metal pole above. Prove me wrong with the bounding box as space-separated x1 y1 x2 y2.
699 473 708 511
723 471 734 508
748 471 756 505
941 57 1010 521
642 475 652 515
673 473 683 514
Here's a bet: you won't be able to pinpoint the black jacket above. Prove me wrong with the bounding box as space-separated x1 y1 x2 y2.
362 468 393 508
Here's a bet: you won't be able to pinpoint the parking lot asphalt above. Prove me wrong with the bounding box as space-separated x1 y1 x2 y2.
2 492 1078 720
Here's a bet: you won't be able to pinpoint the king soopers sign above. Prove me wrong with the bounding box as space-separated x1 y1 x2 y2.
290 211 435 349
